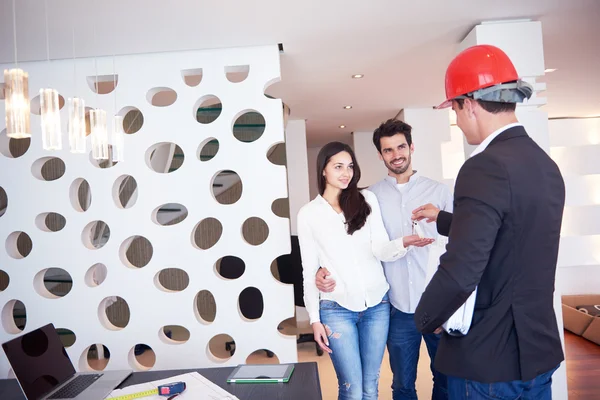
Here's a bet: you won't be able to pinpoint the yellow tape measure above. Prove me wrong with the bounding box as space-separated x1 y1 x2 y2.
105 388 159 400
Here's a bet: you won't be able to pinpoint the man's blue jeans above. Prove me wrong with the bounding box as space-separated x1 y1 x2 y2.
447 365 558 399
387 306 448 399
320 297 390 400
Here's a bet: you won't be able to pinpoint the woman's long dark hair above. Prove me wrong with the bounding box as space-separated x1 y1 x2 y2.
317 142 371 235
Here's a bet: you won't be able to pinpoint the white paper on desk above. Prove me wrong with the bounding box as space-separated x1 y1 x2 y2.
425 239 476 336
107 372 239 400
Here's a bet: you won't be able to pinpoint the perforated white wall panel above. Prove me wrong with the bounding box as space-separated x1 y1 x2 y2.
0 45 296 378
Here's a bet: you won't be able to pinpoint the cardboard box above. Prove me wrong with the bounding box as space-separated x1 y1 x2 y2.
562 294 600 345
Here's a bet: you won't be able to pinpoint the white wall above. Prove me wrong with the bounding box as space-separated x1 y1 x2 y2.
284 120 310 235
0 45 297 378
549 117 600 295
352 131 387 187
307 147 321 200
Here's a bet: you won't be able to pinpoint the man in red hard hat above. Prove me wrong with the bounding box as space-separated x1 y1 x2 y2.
412 44 565 399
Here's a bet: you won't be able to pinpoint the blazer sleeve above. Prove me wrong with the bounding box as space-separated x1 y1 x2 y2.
415 153 510 333
436 211 453 237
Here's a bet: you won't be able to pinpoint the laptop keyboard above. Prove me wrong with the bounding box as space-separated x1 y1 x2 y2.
48 374 103 399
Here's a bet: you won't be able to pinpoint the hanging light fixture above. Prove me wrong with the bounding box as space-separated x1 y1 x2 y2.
39 0 62 150
110 55 124 162
90 18 108 161
5 0 30 139
68 27 85 153
68 97 86 153
112 115 125 162
90 108 108 160
40 88 62 150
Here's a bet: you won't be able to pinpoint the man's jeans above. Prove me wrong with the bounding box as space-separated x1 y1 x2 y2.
387 306 448 399
320 296 390 400
447 365 558 399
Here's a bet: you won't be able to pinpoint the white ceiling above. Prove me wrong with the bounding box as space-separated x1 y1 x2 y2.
1 0 599 147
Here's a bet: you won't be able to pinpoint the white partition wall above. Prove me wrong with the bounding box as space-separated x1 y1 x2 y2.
549 117 600 295
0 45 297 378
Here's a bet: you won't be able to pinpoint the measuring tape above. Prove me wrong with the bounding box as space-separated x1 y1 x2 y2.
105 381 186 400
106 388 160 400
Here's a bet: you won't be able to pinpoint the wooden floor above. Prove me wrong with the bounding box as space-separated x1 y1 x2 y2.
564 330 600 399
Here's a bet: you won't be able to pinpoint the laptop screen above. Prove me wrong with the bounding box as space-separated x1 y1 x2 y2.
2 323 76 400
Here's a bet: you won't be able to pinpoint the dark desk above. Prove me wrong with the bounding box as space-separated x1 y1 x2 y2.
0 362 322 400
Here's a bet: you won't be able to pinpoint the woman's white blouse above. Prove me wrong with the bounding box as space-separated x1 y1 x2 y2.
297 189 407 324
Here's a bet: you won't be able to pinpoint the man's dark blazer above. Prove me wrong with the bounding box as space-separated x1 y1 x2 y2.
414 125 565 383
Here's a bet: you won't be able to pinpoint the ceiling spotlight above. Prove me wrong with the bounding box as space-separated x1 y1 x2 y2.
352 74 364 79
544 68 557 73
343 105 352 109
339 125 346 129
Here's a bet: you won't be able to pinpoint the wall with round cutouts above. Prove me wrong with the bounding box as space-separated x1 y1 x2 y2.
0 45 295 377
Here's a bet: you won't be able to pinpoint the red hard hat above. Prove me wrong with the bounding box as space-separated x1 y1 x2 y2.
436 44 520 109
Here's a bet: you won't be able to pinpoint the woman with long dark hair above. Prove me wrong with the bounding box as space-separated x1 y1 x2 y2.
297 141 433 400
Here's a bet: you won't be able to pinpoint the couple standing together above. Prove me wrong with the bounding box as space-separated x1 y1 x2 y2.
297 45 565 400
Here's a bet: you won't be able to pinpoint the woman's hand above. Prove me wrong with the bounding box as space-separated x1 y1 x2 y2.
312 322 332 354
403 234 435 248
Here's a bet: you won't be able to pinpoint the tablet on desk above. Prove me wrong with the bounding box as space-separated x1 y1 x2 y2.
226 364 295 383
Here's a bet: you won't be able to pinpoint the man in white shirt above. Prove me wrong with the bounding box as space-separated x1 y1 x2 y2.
316 119 452 399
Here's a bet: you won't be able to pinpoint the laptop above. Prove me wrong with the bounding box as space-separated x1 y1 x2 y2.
2 323 132 399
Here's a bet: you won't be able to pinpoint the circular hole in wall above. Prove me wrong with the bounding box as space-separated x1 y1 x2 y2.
2 299 26 334
34 268 73 298
82 221 110 250
211 170 242 205
81 344 110 371
35 212 66 232
181 68 203 87
152 203 188 226
225 65 250 83
195 96 221 124
0 270 9 291
120 107 144 134
192 218 222 250
30 93 65 115
207 334 234 362
233 110 265 143
146 143 184 173
70 178 92 212
198 138 219 162
270 259 283 283
159 325 190 345
113 175 138 209
194 290 216 325
215 256 245 280
271 198 290 219
120 236 153 268
85 263 107 287
128 344 156 371
0 186 8 218
6 231 33 259
267 142 286 166
56 328 76 348
0 129 31 158
98 296 130 330
31 157 66 181
239 287 264 321
154 268 189 292
242 217 269 246
246 349 280 364
147 87 177 107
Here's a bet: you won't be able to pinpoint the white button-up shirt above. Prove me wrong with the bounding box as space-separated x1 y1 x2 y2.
369 172 453 313
297 189 408 324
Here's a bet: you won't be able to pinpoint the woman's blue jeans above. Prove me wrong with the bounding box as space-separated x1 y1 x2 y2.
320 296 390 400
